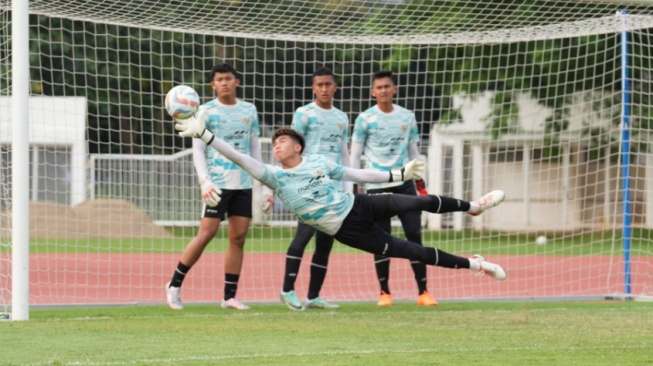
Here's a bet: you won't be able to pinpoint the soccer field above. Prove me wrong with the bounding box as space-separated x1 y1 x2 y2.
2 301 652 365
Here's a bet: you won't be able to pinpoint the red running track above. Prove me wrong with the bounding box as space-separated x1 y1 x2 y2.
2 254 651 306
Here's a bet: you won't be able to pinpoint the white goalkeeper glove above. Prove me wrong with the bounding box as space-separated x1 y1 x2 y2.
389 159 424 182
175 108 215 144
199 176 221 207
261 185 274 214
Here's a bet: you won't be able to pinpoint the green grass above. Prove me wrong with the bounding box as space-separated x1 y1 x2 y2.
2 301 652 365
25 227 653 256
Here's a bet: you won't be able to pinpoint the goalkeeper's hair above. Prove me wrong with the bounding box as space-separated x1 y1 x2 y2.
210 63 240 81
273 127 306 154
373 70 395 84
313 66 336 83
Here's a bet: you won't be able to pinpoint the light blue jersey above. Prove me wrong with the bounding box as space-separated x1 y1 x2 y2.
203 99 260 189
291 102 349 190
291 102 349 164
258 155 354 236
352 104 419 190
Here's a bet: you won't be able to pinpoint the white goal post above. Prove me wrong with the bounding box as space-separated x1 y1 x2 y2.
3 1 653 320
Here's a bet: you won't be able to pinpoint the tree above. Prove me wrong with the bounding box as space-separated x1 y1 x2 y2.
367 0 653 155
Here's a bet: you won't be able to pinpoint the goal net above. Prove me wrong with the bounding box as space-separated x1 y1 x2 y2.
2 0 653 313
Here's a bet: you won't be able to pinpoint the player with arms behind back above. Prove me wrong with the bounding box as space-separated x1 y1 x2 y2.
174 117 508 289
351 70 436 307
165 63 273 310
279 67 350 311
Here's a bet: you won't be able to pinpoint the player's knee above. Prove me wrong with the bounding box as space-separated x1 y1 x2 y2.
314 245 333 257
288 235 311 252
314 237 334 255
287 247 304 257
402 223 422 243
405 232 423 244
406 248 428 263
388 241 428 262
311 252 329 267
230 234 247 248
195 229 217 244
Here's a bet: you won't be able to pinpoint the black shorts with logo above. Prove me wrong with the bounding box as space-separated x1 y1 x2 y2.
202 189 252 220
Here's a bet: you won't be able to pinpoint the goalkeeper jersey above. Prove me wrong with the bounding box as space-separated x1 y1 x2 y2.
352 104 419 190
291 102 349 164
203 99 260 189
258 154 354 236
291 102 350 190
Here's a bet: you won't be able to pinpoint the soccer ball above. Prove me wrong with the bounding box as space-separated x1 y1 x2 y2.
165 85 200 119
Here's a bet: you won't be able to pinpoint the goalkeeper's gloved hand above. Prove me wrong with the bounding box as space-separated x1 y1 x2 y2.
175 108 214 144
415 179 428 196
389 159 424 182
199 176 221 207
261 186 274 214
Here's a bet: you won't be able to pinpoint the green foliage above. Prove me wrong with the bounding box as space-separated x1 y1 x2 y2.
371 2 653 155
29 15 220 154
5 1 653 156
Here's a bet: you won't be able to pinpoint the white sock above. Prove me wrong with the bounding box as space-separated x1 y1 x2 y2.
468 202 480 214
468 258 481 271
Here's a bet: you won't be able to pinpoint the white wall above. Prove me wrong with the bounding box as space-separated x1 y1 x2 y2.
0 96 87 206
428 91 650 231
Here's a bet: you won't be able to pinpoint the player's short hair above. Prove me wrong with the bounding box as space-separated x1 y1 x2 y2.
313 67 336 83
210 63 240 81
372 70 394 84
273 127 306 154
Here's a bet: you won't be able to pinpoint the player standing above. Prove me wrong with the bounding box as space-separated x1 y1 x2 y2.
165 63 273 310
351 70 437 307
279 67 350 311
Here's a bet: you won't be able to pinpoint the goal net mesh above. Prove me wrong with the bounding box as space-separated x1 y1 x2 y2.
1 0 653 309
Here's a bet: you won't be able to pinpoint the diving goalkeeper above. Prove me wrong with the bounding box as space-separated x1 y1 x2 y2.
174 110 508 280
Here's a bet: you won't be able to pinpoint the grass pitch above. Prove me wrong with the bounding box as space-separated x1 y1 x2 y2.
28 227 652 256
2 301 652 365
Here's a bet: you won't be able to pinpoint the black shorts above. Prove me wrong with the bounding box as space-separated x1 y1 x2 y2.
202 189 252 220
366 181 422 242
334 193 432 253
367 180 417 196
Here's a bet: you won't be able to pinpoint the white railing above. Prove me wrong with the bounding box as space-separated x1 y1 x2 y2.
88 137 300 226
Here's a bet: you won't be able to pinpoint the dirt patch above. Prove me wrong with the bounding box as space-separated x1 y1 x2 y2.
0 199 171 239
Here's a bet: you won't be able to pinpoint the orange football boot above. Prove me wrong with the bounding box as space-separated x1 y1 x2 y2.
377 291 392 307
417 291 439 306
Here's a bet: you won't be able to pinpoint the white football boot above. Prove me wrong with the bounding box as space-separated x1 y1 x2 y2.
471 254 507 281
468 190 505 216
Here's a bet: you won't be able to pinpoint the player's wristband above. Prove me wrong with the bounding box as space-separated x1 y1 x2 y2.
389 167 405 183
199 128 215 145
